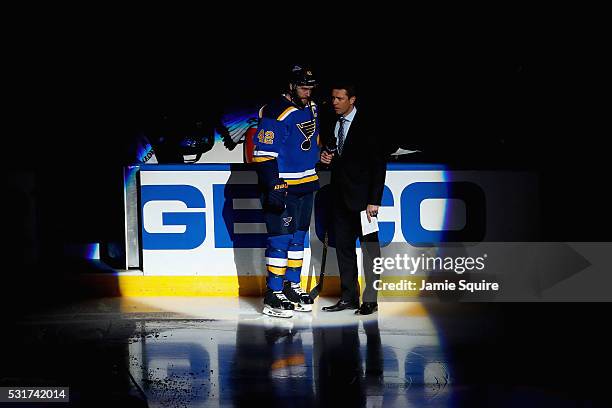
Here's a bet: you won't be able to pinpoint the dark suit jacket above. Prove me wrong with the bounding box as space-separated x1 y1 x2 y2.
324 109 387 212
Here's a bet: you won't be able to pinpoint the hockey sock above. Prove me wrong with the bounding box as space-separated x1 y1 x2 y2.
266 234 292 291
286 230 306 284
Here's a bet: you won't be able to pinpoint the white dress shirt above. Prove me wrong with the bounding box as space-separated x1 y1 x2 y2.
334 106 357 146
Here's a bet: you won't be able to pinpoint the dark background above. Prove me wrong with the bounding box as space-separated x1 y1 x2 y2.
6 30 607 251
2 20 611 406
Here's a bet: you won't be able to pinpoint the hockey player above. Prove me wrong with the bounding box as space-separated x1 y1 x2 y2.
253 64 320 318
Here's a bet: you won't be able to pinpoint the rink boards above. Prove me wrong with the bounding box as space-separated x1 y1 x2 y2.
119 163 537 296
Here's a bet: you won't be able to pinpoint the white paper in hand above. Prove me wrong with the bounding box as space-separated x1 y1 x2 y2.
360 210 379 236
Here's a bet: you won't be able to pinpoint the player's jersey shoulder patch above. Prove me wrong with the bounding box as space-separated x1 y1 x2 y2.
260 98 297 122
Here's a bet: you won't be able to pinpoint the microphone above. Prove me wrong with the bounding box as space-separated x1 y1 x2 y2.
319 133 337 170
324 131 338 155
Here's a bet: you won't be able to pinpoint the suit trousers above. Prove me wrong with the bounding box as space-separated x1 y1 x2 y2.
333 196 381 303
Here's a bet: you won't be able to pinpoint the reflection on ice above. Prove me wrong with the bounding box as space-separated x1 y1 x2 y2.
125 297 451 407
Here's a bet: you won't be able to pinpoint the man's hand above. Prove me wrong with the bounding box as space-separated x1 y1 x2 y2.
366 204 379 222
320 150 334 165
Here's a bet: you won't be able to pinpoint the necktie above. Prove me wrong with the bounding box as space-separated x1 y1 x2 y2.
337 117 345 155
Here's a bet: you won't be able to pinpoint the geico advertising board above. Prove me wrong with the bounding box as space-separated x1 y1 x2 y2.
138 164 536 276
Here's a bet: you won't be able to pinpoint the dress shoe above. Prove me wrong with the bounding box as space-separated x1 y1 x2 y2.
355 302 378 315
322 299 359 312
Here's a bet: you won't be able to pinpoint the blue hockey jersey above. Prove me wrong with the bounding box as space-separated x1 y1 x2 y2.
252 95 320 193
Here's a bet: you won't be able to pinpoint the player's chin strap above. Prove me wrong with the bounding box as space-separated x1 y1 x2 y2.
288 84 306 109
287 84 319 117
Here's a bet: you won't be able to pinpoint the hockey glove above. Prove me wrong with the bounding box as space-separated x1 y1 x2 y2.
255 158 288 212
265 180 288 212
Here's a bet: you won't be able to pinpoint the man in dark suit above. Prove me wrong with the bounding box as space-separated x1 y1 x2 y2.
320 83 387 315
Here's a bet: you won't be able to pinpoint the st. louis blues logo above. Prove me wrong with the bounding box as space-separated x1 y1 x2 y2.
297 119 316 151
283 217 293 226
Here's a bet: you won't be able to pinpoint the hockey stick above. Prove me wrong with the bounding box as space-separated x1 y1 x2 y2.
309 112 336 301
309 230 328 300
